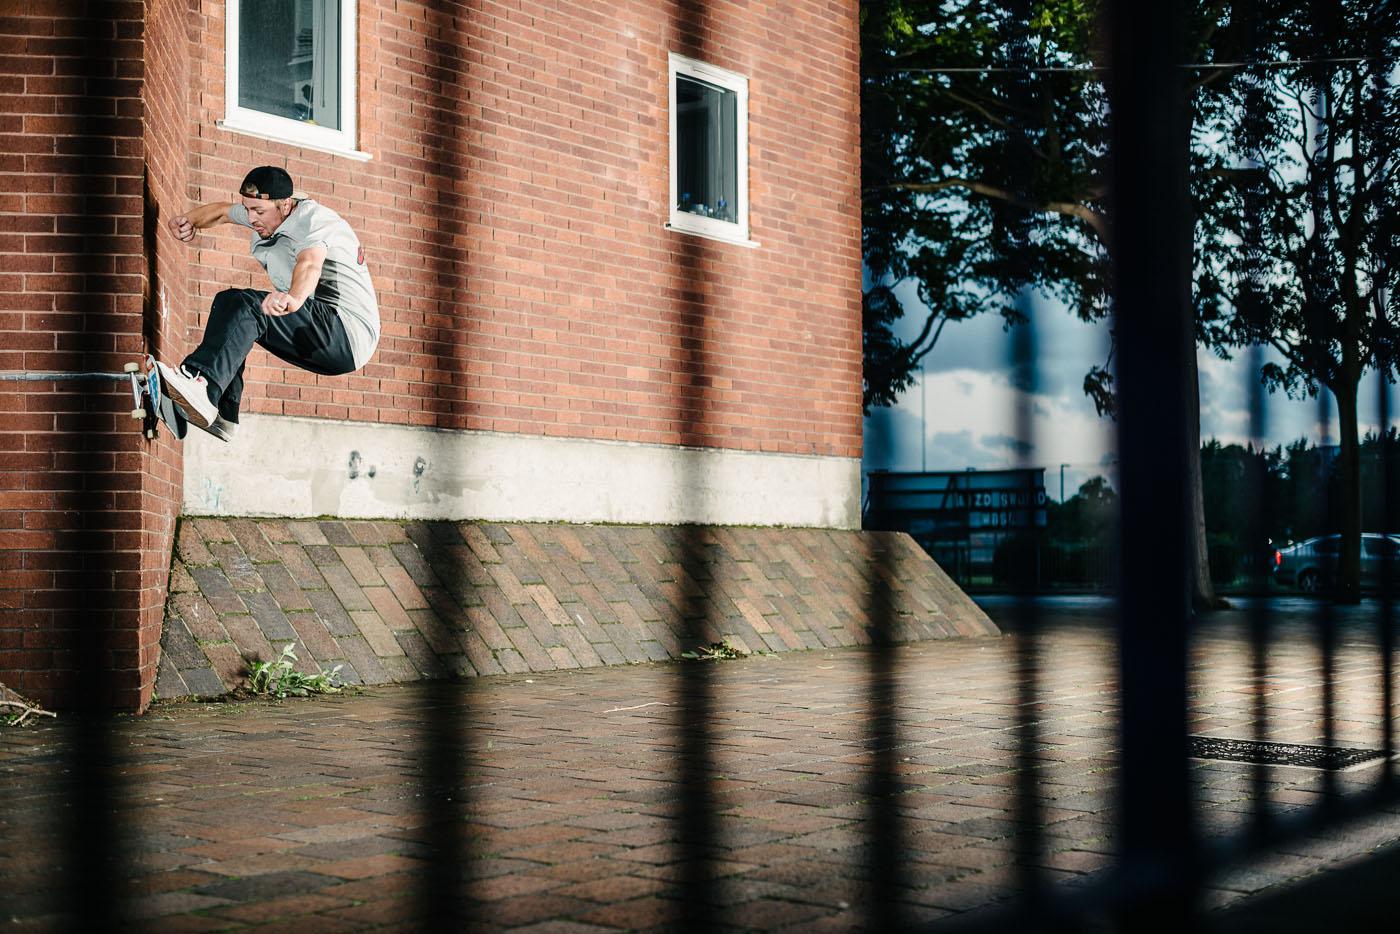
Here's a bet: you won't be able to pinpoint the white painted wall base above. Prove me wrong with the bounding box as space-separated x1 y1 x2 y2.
182 414 862 529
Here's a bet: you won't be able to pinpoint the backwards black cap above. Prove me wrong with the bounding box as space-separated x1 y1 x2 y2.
239 165 294 200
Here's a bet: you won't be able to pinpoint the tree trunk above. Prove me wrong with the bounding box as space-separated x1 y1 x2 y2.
1175 93 1221 612
1335 379 1363 604
1185 344 1221 609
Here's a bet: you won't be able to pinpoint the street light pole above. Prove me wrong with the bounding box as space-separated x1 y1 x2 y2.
1060 463 1068 503
920 357 928 472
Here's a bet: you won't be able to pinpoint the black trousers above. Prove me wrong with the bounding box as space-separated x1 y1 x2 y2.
183 288 356 422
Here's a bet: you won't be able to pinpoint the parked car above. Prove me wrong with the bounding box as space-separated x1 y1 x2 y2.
1272 533 1400 593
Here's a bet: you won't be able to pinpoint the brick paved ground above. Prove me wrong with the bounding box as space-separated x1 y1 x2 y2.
4 598 1400 931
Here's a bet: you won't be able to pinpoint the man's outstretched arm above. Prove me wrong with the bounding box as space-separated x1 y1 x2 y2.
169 202 235 242
261 246 327 316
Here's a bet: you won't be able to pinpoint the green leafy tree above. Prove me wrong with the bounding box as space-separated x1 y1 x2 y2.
1199 439 1287 584
860 0 1231 606
1359 429 1400 534
1196 0 1399 601
861 0 1110 412
1046 474 1118 543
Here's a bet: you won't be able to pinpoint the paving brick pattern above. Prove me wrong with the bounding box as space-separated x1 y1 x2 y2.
156 520 998 700
5 604 1400 930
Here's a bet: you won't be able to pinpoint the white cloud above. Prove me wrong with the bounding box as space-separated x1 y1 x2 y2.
864 367 1117 499
1194 348 1400 449
865 280 1400 504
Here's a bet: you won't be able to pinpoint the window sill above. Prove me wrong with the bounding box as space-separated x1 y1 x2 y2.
216 119 372 162
665 222 760 249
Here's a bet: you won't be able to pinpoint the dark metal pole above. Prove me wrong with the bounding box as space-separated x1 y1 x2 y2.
1000 4 1046 921
1009 302 1047 926
61 1 129 926
1104 0 1197 927
672 5 720 928
1378 356 1395 786
1365 9 1395 790
1311 392 1339 802
863 532 906 931
416 2 477 922
1245 344 1276 837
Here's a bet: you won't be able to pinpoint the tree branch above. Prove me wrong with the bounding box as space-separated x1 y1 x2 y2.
866 177 1109 240
1268 335 1312 376
937 87 1016 130
1322 84 1349 249
1200 166 1305 201
0 698 56 727
910 314 949 366
935 88 1055 162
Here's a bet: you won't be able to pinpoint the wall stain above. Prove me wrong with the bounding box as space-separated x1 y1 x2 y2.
200 478 223 512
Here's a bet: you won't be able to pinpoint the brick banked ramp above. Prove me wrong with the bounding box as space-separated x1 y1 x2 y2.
157 518 999 700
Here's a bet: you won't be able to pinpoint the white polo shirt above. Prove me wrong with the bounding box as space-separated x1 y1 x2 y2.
230 199 381 369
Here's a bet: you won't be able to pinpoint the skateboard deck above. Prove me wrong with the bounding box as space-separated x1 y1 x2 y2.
125 355 188 440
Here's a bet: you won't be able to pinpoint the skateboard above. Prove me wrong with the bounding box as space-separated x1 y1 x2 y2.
125 354 188 440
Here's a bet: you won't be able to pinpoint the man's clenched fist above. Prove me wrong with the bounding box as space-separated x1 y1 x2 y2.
170 215 195 242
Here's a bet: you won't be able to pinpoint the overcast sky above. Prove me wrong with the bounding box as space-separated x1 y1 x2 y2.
862 286 1394 501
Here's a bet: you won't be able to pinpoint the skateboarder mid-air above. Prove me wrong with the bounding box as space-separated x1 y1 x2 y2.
158 166 380 441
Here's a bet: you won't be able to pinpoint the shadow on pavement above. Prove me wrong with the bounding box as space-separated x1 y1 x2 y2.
1211 838 1400 933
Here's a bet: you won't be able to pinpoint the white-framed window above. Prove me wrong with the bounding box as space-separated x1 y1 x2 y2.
668 53 753 246
221 0 366 160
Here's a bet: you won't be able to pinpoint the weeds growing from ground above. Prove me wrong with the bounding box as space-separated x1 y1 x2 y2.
247 643 346 698
681 641 749 661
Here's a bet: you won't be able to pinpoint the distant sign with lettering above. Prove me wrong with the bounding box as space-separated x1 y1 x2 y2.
864 468 1048 536
863 469 1048 585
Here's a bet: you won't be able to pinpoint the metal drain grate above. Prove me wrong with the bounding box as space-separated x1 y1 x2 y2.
1189 736 1390 771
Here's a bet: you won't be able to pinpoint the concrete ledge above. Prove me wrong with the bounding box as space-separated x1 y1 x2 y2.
183 414 861 529
157 518 999 700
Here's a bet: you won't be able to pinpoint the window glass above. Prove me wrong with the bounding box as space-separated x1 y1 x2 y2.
1315 538 1340 555
675 74 738 224
238 0 341 130
1365 538 1399 556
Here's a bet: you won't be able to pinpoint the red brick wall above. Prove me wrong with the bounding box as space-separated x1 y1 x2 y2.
0 0 184 711
181 0 863 458
1 0 862 708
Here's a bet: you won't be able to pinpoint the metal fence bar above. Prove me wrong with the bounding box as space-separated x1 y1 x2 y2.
672 6 720 928
1370 4 1397 792
1236 29 1278 829
864 534 905 931
1315 391 1340 803
674 527 720 932
418 675 471 922
1009 302 1049 926
1380 363 1396 787
63 2 128 926
1000 7 1048 918
1245 344 1276 838
1104 0 1197 927
417 4 477 920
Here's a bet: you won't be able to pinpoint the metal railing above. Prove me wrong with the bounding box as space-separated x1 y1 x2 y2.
24 0 1399 931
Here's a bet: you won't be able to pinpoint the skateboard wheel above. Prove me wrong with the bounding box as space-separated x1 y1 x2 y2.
124 362 140 373
131 408 145 420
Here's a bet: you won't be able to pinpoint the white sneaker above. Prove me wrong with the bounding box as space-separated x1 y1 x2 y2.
206 416 236 442
157 361 218 428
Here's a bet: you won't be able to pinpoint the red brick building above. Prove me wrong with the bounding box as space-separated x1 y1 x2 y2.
0 0 864 710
